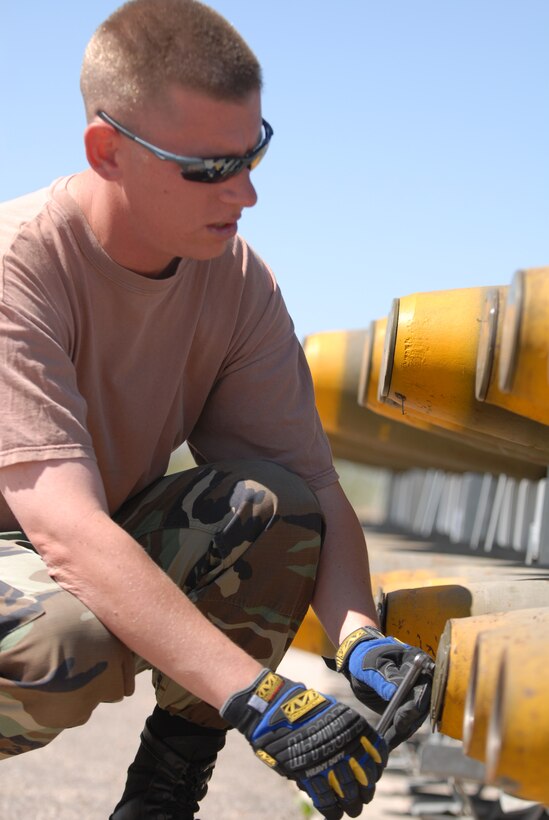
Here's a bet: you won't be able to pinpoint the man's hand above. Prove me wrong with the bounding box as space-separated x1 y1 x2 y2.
221 669 388 820
335 627 433 751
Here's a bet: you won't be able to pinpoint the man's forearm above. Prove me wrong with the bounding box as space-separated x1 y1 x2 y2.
40 509 263 709
0 458 262 710
312 482 379 646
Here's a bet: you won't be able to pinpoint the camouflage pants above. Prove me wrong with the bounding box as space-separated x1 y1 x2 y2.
0 459 323 758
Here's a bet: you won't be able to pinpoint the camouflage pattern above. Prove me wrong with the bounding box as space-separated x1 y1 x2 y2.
0 536 135 759
0 459 323 755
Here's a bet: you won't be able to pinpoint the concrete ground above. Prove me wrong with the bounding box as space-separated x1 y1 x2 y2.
0 526 546 819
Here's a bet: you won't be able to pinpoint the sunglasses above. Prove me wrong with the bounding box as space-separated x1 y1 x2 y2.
96 110 273 184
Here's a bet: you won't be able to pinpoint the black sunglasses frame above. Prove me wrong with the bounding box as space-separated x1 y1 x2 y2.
96 110 273 183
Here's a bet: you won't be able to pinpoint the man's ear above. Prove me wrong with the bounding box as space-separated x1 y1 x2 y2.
83 121 123 181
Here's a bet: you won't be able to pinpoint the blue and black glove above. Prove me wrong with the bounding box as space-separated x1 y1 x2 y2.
221 668 388 820
334 626 433 751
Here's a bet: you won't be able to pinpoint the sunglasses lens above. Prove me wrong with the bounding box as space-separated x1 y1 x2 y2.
181 160 243 183
180 122 272 183
248 143 269 171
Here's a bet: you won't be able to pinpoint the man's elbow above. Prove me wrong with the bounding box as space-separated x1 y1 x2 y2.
27 507 112 596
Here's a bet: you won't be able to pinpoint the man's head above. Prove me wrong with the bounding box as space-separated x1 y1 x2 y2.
80 0 262 122
78 0 268 271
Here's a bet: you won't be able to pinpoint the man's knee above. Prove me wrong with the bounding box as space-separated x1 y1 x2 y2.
241 459 322 517
189 461 323 639
214 458 324 551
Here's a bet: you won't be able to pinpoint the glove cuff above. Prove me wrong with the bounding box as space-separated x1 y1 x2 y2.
220 669 287 736
335 626 386 673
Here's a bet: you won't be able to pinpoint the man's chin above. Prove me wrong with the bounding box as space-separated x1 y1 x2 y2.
186 237 233 261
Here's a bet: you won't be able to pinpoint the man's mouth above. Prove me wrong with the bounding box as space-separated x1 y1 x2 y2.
207 220 239 238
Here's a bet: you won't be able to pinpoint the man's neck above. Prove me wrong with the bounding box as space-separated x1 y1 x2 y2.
67 171 176 278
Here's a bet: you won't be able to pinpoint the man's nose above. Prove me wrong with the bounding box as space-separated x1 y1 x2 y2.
218 168 258 208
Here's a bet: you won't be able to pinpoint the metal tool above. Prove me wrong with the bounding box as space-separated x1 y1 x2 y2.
377 652 435 737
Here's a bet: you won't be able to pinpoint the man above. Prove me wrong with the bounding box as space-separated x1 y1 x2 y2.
0 1 432 818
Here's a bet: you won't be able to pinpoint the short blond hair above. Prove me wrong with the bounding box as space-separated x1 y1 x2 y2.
80 0 262 121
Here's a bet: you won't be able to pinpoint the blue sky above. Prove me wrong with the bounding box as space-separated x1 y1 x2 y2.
2 1 547 342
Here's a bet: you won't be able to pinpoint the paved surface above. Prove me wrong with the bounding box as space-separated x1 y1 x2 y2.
0 526 546 819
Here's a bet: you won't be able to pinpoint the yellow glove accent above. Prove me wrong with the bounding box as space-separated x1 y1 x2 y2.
361 735 383 765
328 770 344 798
349 756 369 786
255 749 277 767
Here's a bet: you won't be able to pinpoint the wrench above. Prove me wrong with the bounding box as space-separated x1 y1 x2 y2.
376 651 435 737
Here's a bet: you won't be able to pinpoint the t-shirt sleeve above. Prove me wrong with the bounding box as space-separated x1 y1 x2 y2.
187 249 338 492
0 250 94 467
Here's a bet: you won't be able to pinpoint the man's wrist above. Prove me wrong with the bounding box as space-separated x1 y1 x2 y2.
335 625 386 673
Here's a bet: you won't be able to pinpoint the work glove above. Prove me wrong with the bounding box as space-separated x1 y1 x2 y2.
333 626 433 751
221 668 388 820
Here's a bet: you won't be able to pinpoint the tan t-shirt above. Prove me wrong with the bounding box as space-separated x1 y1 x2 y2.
0 177 337 524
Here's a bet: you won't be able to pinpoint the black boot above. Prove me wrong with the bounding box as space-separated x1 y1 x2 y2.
110 708 227 819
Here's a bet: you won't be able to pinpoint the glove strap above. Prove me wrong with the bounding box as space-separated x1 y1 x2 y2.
335 626 386 672
221 669 287 735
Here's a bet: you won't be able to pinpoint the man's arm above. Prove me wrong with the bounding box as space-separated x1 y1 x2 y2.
313 481 434 751
0 457 263 709
312 480 379 644
0 457 390 815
